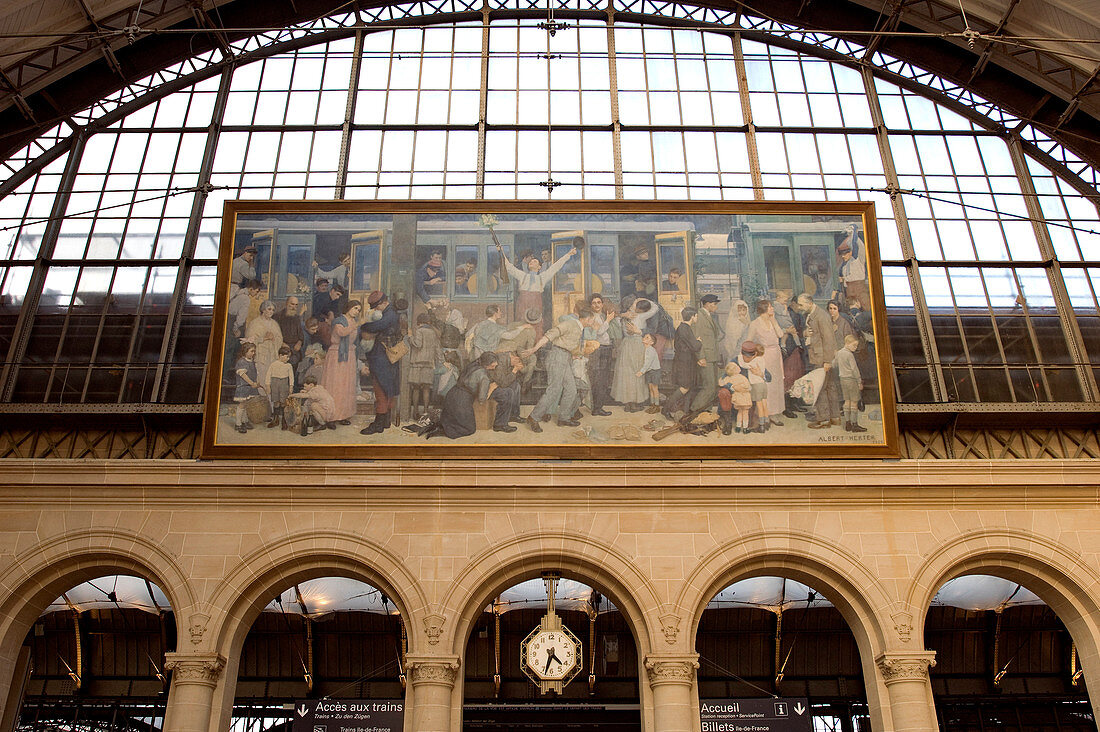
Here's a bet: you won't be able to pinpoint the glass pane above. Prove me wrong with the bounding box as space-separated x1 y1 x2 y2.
349 238 379 294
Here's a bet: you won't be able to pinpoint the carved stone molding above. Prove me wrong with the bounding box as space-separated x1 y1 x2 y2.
644 655 699 687
164 653 226 686
891 612 913 644
406 657 461 687
188 613 210 646
658 613 680 645
422 614 446 645
876 652 937 685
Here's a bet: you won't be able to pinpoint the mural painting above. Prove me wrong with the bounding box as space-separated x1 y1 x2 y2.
202 201 897 458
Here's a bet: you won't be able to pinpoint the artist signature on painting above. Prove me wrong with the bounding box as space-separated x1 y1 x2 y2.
817 434 878 442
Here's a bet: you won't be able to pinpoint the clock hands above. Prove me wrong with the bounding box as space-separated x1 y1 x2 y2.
543 646 563 674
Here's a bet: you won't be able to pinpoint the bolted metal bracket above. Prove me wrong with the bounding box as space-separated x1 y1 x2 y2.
538 20 571 36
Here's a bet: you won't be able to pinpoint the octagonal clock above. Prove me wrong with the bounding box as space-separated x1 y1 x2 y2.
519 620 580 686
520 573 584 694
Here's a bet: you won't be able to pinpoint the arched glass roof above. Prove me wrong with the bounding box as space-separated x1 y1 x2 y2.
1 6 1098 411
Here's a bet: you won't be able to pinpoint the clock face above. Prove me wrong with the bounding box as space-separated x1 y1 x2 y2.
524 629 579 680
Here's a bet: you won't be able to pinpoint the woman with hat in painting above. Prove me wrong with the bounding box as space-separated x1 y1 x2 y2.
744 299 786 427
360 291 403 435
320 299 363 427
611 296 654 413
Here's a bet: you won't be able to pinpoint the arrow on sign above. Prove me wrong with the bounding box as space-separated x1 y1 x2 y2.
297 705 309 717
794 702 806 716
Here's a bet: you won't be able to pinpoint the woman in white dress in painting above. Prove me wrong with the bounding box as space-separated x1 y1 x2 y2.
244 299 283 390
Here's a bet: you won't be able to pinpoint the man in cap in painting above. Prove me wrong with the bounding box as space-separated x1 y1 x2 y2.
834 225 870 311
689 293 723 412
415 249 447 305
620 245 658 298
798 292 841 429
496 307 542 385
522 306 597 432
360 291 402 435
311 277 331 319
586 294 614 417
229 245 258 299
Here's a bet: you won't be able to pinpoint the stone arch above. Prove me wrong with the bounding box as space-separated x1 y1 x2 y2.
680 530 893 652
906 528 1100 716
441 531 662 657
439 531 664 732
204 530 429 732
678 530 898 732
207 529 428 654
907 528 1100 626
0 528 196 728
0 527 196 640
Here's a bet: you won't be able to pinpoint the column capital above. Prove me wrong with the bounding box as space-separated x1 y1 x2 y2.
875 651 937 685
644 654 699 687
406 655 461 688
164 652 226 687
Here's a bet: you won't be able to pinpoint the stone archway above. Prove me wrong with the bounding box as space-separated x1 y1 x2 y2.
679 531 897 732
0 528 196 732
438 531 662 732
200 529 428 732
908 529 1100 729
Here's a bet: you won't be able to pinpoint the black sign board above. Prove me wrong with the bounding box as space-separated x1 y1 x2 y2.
700 698 812 732
290 699 404 732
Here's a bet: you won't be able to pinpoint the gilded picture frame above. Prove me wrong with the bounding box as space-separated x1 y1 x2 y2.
201 200 898 458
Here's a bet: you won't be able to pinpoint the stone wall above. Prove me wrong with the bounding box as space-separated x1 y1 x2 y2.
1 459 1099 732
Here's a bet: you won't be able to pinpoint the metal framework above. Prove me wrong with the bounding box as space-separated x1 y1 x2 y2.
1 0 1099 418
2 0 1099 165
0 424 1095 459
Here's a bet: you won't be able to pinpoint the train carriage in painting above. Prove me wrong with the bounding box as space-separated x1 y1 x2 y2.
210 204 891 460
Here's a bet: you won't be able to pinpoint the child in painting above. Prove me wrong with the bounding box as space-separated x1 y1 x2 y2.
718 362 752 435
232 341 265 433
408 312 442 420
737 340 771 433
304 317 323 349
264 345 294 428
636 332 663 414
288 376 337 435
835 334 866 433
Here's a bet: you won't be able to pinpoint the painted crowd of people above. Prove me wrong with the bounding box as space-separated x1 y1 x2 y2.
224 228 877 440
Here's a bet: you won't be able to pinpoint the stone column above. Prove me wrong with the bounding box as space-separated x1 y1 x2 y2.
876 651 938 732
406 656 460 732
163 653 226 732
644 654 699 732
